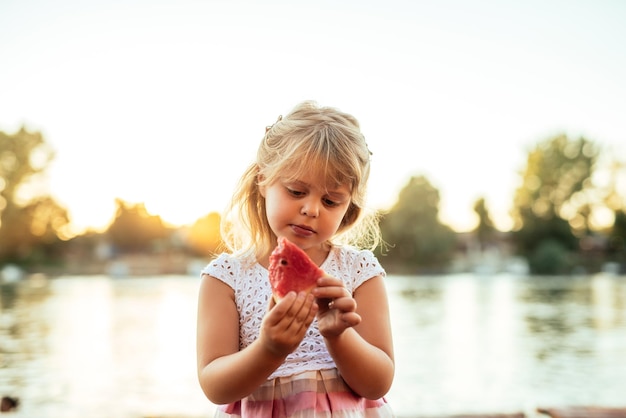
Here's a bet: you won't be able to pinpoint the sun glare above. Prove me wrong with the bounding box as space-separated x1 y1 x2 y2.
1 1 624 237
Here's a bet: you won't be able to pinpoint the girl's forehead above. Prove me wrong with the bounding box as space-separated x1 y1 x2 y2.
281 171 351 193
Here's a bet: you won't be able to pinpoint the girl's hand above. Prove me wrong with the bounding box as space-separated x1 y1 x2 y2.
313 276 361 338
259 291 318 358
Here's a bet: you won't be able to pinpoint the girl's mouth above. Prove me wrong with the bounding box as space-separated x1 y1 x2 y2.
291 224 315 236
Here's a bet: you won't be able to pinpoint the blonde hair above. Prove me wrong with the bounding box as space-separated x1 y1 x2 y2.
221 100 381 258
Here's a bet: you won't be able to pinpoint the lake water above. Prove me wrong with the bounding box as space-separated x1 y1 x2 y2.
1 273 625 418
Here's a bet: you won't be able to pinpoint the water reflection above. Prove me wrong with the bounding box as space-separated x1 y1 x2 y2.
386 273 626 417
591 274 623 329
1 277 211 418
1 274 626 417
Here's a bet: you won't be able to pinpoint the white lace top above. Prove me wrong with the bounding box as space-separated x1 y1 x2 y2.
201 245 385 380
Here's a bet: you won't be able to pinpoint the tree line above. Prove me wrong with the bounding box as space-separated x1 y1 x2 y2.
377 135 625 274
1 127 624 275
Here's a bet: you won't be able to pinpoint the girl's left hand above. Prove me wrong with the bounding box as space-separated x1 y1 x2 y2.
313 276 361 338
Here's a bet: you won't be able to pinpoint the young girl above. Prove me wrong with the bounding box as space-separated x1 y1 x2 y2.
197 101 395 417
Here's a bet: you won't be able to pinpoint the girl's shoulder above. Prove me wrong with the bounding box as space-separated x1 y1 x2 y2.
325 245 386 289
328 244 383 267
200 251 259 285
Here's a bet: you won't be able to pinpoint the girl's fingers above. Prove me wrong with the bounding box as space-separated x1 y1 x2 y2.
316 276 343 287
270 292 317 328
313 278 349 299
327 296 357 313
340 311 361 327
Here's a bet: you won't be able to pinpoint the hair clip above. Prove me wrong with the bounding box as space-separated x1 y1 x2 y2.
265 115 283 133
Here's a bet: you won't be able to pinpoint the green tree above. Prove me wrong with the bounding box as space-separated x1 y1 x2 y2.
604 159 625 269
106 199 171 253
473 197 497 250
0 127 69 265
378 175 456 274
510 134 599 274
607 210 626 268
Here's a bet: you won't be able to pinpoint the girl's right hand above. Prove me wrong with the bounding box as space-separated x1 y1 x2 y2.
259 291 318 358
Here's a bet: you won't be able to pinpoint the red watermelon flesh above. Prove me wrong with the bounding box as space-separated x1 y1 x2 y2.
268 237 324 301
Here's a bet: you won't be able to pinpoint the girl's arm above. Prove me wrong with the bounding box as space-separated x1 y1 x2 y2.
314 275 395 399
196 274 318 405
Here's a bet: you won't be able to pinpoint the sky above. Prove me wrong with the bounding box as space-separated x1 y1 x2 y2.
1 0 625 235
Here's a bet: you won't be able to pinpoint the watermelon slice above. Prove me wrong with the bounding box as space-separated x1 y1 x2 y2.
268 237 324 301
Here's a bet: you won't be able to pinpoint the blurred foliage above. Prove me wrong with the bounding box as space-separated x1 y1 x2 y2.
608 209 626 261
527 239 572 275
106 199 172 253
377 175 456 274
510 134 599 274
604 160 626 267
0 122 228 272
102 201 225 256
473 197 497 250
185 211 224 257
2 125 625 276
0 128 69 266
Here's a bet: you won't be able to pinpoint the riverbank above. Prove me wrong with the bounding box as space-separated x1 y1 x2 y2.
7 252 210 278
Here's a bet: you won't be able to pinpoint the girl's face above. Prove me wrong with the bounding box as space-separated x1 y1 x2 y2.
260 172 352 264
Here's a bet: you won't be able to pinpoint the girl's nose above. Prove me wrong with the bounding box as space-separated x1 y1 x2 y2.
300 199 319 217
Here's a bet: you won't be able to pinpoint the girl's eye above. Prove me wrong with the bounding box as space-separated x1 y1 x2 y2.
323 198 339 207
287 188 305 197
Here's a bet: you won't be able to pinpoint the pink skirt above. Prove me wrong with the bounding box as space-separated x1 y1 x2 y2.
213 368 394 418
